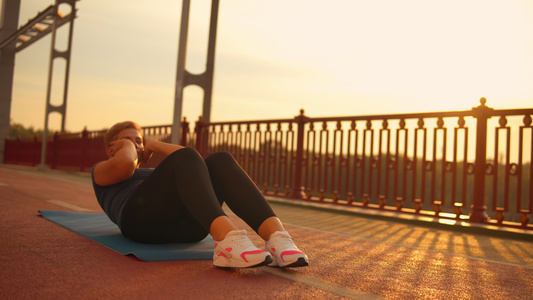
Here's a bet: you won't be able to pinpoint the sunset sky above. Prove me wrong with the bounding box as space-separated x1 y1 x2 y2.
4 0 533 132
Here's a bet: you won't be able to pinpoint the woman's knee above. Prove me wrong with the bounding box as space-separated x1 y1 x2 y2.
205 151 235 167
171 147 201 159
163 147 203 164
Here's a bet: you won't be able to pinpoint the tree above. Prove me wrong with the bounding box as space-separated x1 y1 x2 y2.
8 122 39 139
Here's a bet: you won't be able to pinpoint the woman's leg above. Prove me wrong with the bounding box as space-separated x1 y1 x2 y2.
120 148 229 243
205 152 309 268
119 148 276 268
204 152 283 239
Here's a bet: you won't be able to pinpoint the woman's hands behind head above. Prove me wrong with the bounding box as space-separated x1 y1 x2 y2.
139 139 153 164
108 138 137 158
95 138 139 186
141 139 185 158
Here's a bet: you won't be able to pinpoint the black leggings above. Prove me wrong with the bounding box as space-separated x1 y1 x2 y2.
119 148 276 244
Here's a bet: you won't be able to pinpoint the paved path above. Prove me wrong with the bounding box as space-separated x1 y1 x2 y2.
1 165 532 299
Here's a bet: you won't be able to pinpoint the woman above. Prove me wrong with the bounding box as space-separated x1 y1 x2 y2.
91 121 308 268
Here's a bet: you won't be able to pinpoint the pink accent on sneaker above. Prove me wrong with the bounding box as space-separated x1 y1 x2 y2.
213 230 273 268
271 248 276 252
217 247 232 258
280 250 305 263
241 250 268 263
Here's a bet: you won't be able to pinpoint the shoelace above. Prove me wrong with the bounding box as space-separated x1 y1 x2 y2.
232 235 258 250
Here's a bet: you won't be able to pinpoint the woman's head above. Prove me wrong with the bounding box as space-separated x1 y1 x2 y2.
104 121 143 148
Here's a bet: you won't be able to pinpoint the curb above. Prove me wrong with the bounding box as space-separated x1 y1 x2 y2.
266 196 533 242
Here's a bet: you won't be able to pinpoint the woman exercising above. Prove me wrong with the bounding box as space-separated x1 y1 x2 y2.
91 121 308 268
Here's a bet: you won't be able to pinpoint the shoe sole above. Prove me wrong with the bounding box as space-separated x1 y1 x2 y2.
269 257 309 268
214 255 273 269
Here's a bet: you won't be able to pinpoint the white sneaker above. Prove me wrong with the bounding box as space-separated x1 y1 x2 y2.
265 231 309 268
213 230 272 268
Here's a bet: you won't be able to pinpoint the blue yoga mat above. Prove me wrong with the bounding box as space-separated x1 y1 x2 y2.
39 210 214 261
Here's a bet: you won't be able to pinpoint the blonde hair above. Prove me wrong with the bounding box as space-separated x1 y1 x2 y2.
104 121 142 148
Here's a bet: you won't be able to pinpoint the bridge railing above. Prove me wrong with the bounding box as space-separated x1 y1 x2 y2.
187 99 532 230
4 99 532 229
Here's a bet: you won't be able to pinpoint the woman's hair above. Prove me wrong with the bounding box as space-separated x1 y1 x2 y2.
104 121 142 147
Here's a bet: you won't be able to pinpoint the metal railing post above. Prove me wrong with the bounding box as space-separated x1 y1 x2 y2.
15 136 21 164
180 117 189 147
195 117 209 157
51 132 59 170
470 97 493 222
80 128 89 172
291 109 308 199
33 135 38 166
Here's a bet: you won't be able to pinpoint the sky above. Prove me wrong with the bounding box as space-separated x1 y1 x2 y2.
3 0 533 132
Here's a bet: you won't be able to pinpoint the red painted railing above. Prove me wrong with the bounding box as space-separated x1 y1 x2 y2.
186 99 532 230
2 125 176 172
4 130 107 172
4 99 532 230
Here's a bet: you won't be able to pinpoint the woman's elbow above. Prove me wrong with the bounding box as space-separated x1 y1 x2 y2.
115 160 137 181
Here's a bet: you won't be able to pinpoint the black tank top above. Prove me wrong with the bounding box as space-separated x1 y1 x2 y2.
91 163 153 225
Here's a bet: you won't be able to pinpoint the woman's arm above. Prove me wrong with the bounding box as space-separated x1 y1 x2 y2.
143 139 185 158
94 138 185 186
93 139 139 186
